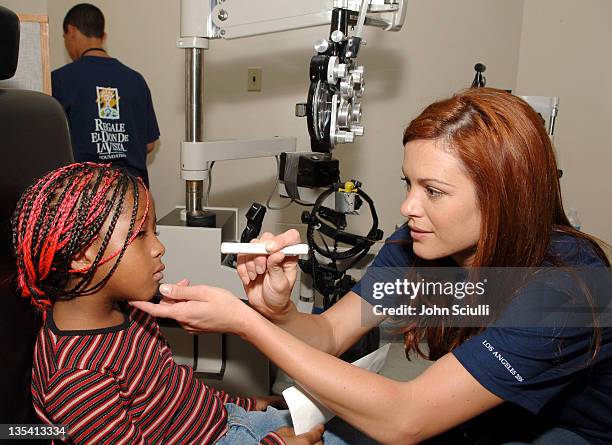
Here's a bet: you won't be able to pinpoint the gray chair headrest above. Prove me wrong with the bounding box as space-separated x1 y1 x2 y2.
0 6 20 80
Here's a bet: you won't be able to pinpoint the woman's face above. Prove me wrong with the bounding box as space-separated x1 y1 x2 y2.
401 139 481 266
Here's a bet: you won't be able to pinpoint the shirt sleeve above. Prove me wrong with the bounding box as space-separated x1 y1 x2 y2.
51 70 67 111
40 368 145 445
452 306 597 414
143 82 160 144
212 388 256 411
259 432 286 445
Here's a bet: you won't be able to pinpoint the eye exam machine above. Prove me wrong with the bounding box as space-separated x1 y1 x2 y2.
156 0 407 394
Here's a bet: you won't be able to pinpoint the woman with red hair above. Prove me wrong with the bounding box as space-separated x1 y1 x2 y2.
135 88 611 445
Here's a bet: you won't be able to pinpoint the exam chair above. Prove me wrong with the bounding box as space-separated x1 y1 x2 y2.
0 5 73 436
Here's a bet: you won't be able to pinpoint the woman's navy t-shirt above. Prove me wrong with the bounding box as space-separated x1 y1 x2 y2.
352 225 611 444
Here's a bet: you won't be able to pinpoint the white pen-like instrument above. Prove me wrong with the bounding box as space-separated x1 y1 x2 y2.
220 242 309 256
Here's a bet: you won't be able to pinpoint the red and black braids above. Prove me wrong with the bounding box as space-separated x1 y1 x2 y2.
11 163 149 312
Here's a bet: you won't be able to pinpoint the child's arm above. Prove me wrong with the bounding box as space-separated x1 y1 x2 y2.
39 369 146 445
211 387 256 410
211 389 286 412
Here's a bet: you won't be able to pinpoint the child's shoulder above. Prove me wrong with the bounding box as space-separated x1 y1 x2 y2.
128 304 161 331
36 306 160 374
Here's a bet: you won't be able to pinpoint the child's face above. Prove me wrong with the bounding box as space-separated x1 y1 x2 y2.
94 185 166 301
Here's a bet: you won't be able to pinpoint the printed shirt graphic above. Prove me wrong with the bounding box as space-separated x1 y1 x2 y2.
96 86 120 119
93 86 129 161
52 57 160 186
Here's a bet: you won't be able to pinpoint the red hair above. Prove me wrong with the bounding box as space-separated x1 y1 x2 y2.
401 88 609 359
11 163 148 312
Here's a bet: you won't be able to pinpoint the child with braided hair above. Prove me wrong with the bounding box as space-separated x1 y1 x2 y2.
12 163 323 445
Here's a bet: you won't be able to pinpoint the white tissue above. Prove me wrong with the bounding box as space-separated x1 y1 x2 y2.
282 343 391 435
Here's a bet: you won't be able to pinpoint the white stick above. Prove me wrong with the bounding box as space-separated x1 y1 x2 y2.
220 242 309 256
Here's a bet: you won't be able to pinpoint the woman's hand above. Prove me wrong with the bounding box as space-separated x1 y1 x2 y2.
236 229 302 322
274 426 324 445
130 282 253 336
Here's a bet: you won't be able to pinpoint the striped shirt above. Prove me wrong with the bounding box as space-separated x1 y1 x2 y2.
31 306 285 445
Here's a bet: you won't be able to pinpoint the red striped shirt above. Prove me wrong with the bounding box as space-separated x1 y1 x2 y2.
31 307 285 445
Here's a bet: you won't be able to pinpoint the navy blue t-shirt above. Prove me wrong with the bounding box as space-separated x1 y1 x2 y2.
352 225 612 444
52 56 160 186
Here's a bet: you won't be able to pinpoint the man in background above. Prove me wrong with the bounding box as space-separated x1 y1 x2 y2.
52 3 159 186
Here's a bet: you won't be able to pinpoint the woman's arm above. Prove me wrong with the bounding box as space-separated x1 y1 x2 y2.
242 306 504 444
133 285 504 445
236 229 385 355
270 292 385 356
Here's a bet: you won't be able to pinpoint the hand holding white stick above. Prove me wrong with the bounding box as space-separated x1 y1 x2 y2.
221 242 308 256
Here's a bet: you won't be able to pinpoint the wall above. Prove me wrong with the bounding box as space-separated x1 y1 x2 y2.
48 0 185 223
201 0 525 238
0 0 46 14
45 0 526 239
516 0 612 243
31 1 612 244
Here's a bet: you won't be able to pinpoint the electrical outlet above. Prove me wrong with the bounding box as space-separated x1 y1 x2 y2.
247 67 262 92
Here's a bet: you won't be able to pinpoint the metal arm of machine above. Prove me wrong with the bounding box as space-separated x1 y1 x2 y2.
180 138 297 181
176 0 407 221
179 0 406 41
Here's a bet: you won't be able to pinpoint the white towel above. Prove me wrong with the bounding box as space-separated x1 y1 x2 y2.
282 343 391 434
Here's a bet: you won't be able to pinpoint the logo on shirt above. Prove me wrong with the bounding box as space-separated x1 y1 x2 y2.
92 86 128 159
96 86 120 119
482 339 524 382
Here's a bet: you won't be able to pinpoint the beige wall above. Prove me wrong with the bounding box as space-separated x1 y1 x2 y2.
48 0 187 217
47 0 187 225
516 0 612 243
46 0 525 238
18 0 608 247
201 0 525 237
0 0 46 14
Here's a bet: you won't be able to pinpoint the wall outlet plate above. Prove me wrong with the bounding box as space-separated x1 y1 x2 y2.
248 67 262 91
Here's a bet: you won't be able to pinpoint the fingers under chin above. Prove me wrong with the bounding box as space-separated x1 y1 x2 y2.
129 301 161 316
159 298 178 305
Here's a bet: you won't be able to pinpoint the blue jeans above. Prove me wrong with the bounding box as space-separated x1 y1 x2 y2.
216 403 380 445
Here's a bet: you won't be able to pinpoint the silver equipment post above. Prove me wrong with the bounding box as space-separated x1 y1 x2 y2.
185 47 205 216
